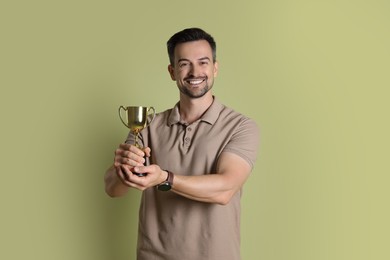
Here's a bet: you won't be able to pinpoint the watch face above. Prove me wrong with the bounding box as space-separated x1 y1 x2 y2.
158 182 171 191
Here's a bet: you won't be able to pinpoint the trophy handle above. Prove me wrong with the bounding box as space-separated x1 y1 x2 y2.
145 107 156 127
118 106 129 128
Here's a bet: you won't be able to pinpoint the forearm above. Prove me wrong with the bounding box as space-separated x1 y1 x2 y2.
169 152 252 205
104 165 130 197
171 173 241 205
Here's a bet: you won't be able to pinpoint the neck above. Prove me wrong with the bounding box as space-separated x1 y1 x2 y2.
179 93 214 124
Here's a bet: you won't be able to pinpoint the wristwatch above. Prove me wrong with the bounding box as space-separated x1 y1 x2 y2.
157 170 174 191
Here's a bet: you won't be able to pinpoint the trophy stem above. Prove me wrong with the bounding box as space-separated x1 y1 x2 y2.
132 129 146 176
133 129 141 148
134 136 141 148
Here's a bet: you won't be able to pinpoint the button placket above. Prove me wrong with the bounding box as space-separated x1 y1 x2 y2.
184 126 193 148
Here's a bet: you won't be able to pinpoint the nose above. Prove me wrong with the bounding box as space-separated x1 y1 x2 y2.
188 64 201 77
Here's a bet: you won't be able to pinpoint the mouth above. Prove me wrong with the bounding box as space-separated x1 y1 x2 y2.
185 77 207 86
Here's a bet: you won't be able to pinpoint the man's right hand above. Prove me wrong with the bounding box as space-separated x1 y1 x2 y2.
104 143 151 197
114 143 147 169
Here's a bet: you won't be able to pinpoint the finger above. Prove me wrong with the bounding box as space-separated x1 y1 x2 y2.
132 166 150 177
118 166 145 186
114 147 134 159
115 165 131 185
115 156 144 167
121 167 148 190
119 150 145 164
122 165 137 181
120 143 145 156
119 143 132 151
114 146 145 166
129 145 145 157
143 147 151 157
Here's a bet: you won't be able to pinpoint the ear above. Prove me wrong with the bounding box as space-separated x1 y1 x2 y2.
168 64 176 81
213 61 219 77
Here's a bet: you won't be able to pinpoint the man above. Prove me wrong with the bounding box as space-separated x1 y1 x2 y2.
104 28 259 260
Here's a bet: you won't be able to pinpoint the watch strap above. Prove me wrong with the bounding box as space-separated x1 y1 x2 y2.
165 170 174 186
157 170 174 191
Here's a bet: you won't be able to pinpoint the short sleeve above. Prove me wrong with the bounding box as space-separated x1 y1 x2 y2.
222 118 260 169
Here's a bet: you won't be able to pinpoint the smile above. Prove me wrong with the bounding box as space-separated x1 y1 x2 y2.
186 78 206 85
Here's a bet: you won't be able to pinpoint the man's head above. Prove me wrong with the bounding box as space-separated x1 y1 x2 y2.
167 28 217 66
167 28 219 99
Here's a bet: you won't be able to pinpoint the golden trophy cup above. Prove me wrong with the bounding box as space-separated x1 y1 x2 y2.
118 106 156 148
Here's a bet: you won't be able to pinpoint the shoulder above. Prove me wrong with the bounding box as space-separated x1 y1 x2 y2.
151 107 174 125
218 103 259 132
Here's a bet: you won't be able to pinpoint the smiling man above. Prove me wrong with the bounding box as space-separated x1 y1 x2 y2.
104 28 260 260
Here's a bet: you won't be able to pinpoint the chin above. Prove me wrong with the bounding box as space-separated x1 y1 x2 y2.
183 85 212 98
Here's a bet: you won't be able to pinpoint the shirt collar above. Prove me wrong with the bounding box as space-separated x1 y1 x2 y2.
168 96 223 126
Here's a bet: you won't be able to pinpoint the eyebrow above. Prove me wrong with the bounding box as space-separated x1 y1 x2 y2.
177 57 211 63
198 57 211 61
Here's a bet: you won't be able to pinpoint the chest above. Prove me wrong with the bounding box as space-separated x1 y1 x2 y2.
144 121 233 174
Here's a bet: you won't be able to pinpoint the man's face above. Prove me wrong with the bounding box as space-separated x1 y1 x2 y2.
168 40 218 99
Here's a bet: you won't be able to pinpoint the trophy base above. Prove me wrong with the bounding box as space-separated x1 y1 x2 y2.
133 172 147 177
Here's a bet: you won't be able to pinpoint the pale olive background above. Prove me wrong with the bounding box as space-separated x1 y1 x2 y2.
1 0 389 259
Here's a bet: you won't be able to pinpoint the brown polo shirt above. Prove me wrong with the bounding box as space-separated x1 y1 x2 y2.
125 97 259 260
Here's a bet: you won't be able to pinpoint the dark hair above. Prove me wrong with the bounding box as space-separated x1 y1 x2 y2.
167 28 217 65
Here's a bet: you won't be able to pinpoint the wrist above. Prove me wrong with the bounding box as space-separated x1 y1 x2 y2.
160 170 169 184
157 170 174 191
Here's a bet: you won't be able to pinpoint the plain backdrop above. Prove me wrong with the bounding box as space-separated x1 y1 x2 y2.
1 0 389 259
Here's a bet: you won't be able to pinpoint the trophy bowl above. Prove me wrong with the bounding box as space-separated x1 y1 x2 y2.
118 106 156 148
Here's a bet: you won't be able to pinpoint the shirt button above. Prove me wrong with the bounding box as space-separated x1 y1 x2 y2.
185 137 190 142
187 127 192 132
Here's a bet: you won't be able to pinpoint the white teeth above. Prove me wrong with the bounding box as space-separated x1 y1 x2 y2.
189 79 203 85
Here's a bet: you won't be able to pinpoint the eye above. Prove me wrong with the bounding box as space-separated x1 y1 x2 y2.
179 62 189 68
200 61 209 66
